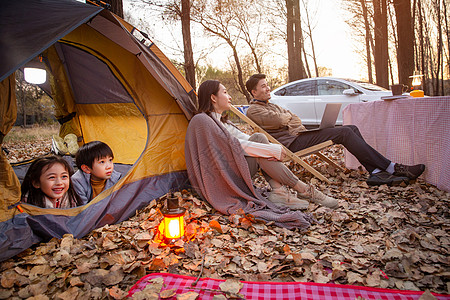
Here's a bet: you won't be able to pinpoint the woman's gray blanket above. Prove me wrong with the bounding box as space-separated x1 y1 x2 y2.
185 113 313 230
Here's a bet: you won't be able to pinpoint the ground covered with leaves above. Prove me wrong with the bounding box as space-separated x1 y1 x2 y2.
1 138 449 299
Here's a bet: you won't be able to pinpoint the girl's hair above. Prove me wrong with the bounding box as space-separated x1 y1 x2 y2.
21 156 81 208
196 80 228 122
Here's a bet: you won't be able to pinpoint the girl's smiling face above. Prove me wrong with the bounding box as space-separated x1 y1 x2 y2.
33 162 70 201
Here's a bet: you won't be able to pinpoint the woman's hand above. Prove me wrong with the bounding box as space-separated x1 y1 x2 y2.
280 146 287 161
268 145 287 161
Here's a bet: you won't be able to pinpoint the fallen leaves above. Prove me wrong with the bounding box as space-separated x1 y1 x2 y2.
0 141 448 299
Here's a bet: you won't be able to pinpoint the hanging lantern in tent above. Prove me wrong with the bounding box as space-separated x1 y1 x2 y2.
24 55 47 84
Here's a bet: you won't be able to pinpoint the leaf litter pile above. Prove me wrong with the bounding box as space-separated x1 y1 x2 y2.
1 139 449 300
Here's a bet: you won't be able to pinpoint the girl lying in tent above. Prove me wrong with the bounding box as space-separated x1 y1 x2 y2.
21 156 82 208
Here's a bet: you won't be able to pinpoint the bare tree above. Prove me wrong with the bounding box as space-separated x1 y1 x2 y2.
415 0 428 93
190 0 268 101
393 0 415 87
286 0 307 81
234 4 266 74
373 0 389 88
434 0 443 94
301 0 319 77
137 0 197 92
181 0 196 90
360 0 374 83
443 0 450 80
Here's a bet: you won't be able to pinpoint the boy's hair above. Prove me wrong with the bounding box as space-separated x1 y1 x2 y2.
75 141 114 169
245 73 266 96
21 156 81 208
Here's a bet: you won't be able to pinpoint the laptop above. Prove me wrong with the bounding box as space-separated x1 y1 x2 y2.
304 103 342 132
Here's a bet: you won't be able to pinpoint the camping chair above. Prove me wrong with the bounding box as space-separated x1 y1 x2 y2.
230 105 345 184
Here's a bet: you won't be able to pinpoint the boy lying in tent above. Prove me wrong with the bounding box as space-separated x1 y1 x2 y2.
72 141 122 205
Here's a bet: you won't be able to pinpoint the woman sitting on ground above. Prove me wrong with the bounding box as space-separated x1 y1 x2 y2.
185 80 338 229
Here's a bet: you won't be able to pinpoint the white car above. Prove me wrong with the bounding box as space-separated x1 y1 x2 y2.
270 77 392 126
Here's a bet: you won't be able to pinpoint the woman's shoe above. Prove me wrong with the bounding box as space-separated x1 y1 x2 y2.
298 184 339 209
268 186 310 210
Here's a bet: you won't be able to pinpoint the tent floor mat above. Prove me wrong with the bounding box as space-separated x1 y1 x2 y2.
128 272 449 299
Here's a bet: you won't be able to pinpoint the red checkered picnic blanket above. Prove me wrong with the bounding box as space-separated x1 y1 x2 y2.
128 273 450 299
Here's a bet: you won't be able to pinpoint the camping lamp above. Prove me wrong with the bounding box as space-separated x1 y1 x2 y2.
24 56 47 84
409 71 424 97
410 71 423 88
158 195 186 243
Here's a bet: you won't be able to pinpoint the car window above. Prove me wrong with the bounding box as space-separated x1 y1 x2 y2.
346 79 388 91
317 80 355 95
274 81 315 96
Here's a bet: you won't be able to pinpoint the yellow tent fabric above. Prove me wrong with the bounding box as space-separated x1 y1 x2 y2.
0 73 21 219
0 73 17 140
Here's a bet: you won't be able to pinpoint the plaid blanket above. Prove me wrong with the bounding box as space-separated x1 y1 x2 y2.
128 273 450 300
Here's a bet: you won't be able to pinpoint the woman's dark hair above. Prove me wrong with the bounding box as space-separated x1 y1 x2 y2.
197 80 221 114
21 156 81 208
196 80 228 122
75 141 114 169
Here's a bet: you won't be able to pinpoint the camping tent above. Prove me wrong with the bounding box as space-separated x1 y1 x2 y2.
0 0 197 261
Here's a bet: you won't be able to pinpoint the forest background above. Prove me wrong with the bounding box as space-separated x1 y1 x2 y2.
14 0 450 125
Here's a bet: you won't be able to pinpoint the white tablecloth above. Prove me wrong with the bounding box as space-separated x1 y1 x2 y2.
343 96 450 192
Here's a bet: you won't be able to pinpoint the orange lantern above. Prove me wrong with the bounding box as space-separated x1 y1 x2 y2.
158 195 186 242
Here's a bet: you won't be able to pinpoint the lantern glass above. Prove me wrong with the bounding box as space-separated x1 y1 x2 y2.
412 76 422 86
165 215 184 239
24 67 46 84
158 214 185 240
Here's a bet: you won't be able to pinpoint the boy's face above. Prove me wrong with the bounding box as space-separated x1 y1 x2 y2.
82 156 114 181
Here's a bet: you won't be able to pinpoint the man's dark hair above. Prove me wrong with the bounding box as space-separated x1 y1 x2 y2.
75 141 114 169
245 73 266 97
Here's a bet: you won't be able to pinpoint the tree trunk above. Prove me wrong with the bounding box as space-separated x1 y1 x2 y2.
302 0 319 77
360 0 373 83
286 0 305 82
435 0 442 95
302 44 312 78
293 0 306 79
443 0 450 85
286 0 296 81
417 0 427 94
181 0 196 93
393 0 414 88
373 0 389 88
105 0 123 18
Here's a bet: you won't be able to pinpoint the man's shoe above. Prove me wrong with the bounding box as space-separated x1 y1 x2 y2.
367 171 409 186
268 187 310 210
298 184 339 209
394 163 425 180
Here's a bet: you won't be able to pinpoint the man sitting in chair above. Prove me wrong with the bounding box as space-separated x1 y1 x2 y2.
245 74 425 186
